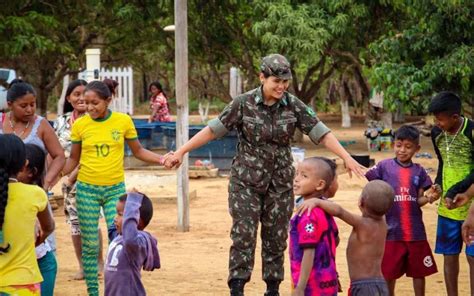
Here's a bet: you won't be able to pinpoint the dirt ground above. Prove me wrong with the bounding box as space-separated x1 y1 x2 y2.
51 117 471 295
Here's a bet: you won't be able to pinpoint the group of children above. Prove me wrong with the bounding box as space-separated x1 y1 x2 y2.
290 91 473 296
0 74 472 296
0 79 163 296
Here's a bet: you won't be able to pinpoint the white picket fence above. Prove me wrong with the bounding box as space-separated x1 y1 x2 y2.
78 66 134 115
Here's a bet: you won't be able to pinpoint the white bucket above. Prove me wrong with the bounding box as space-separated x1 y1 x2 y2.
291 147 305 167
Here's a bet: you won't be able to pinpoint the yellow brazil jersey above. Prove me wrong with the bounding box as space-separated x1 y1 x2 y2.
71 111 138 185
0 183 47 286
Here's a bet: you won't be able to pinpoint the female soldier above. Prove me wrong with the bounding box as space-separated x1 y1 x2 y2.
164 54 365 296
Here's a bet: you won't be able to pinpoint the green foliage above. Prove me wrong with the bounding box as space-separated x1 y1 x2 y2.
1 0 471 117
369 1 474 112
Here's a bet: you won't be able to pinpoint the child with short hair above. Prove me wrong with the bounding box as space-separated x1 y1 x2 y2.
104 191 160 296
365 125 440 295
0 134 55 295
428 91 474 295
290 157 339 295
298 179 395 295
17 144 58 296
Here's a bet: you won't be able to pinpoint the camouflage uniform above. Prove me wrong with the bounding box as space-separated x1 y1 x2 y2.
208 55 331 284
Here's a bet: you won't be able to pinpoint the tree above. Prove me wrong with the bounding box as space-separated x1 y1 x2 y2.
0 1 171 114
251 0 378 105
369 1 474 115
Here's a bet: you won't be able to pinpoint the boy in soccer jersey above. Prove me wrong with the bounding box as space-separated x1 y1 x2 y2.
429 91 474 295
366 125 441 295
290 157 340 295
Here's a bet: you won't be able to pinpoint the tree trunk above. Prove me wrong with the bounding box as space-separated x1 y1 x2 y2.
142 72 148 103
394 107 405 123
37 87 49 117
381 111 393 129
198 100 210 123
341 99 351 128
339 74 351 128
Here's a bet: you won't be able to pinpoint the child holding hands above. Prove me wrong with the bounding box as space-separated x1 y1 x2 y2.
61 81 164 295
366 125 440 295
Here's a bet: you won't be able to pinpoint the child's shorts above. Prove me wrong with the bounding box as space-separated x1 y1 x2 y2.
435 215 474 256
349 278 388 296
382 240 437 280
0 283 41 295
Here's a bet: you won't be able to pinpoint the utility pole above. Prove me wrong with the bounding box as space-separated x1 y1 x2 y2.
175 0 189 232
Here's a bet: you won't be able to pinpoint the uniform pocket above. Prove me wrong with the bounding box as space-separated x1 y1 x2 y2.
276 116 297 144
242 116 263 143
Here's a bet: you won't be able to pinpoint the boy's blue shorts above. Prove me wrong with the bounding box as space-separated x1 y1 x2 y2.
435 215 474 256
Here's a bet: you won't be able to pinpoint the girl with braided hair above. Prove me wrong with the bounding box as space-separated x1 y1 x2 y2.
0 134 55 295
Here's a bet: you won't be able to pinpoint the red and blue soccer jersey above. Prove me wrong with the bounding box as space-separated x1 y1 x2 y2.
366 158 432 241
289 207 339 296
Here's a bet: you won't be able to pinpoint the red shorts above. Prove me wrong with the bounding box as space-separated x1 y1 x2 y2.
382 240 438 280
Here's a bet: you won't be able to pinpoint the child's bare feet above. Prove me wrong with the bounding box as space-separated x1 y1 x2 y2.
73 270 84 280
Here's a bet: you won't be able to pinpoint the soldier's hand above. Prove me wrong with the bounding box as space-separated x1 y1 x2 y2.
163 151 183 169
343 156 367 178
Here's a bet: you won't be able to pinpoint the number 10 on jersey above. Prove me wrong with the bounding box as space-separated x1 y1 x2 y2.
95 144 110 157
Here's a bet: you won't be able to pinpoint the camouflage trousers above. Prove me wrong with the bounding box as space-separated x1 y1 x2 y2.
228 182 294 283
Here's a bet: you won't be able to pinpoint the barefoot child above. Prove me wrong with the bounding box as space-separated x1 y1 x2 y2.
105 192 160 296
290 157 339 295
365 125 440 295
299 180 395 295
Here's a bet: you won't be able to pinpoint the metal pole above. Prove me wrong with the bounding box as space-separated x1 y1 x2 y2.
175 0 189 232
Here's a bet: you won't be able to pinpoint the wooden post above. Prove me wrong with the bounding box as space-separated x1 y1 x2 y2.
175 0 190 232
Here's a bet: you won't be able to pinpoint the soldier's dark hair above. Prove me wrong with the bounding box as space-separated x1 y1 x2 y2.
85 80 111 100
428 91 462 116
0 134 27 253
119 192 154 228
24 144 46 188
394 125 420 145
7 79 36 102
361 180 394 217
63 79 88 114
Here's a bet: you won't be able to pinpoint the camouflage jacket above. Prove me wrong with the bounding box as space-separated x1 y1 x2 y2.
208 87 330 193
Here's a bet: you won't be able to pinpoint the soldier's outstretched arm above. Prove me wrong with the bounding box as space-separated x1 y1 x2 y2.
164 126 217 168
319 132 366 178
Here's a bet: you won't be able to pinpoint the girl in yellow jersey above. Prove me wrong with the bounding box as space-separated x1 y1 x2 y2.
62 81 164 296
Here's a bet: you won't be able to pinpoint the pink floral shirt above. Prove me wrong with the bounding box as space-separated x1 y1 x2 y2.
150 93 171 122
